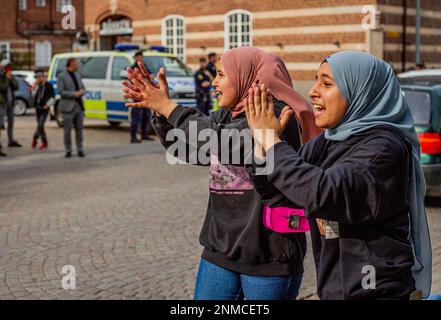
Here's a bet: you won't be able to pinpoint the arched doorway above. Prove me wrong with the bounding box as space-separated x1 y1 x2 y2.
99 15 133 50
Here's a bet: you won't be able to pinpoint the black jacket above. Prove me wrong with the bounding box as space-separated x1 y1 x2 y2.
206 62 217 78
34 82 55 110
151 102 307 276
0 72 19 105
248 126 415 299
194 69 211 95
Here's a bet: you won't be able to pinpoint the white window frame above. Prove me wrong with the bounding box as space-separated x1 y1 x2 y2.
36 0 47 7
35 41 52 67
57 0 72 12
224 9 253 50
18 0 27 11
161 15 186 62
0 42 11 61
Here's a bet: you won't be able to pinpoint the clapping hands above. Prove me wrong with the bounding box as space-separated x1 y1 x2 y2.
121 62 177 118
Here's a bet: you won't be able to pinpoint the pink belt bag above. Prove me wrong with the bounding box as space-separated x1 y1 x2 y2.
263 205 309 233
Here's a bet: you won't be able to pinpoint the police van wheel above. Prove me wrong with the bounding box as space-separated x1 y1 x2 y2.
108 121 121 127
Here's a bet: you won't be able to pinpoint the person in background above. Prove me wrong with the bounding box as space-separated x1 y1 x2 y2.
130 51 153 143
57 58 86 158
415 62 426 70
32 70 55 150
0 59 21 153
194 57 213 116
206 52 218 79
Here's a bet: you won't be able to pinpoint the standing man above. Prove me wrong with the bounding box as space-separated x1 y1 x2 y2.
130 51 153 143
0 59 21 155
206 52 218 78
32 70 55 150
57 58 86 158
194 57 213 116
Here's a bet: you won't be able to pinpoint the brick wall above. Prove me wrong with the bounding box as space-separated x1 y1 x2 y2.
379 0 441 72
0 0 85 70
85 0 381 82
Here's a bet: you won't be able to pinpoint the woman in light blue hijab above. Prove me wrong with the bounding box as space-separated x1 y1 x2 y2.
245 51 432 299
324 51 432 299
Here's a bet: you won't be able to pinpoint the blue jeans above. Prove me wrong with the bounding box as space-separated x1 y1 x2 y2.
194 259 303 300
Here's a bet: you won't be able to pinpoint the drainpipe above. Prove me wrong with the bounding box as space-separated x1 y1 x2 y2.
402 0 407 72
415 0 421 65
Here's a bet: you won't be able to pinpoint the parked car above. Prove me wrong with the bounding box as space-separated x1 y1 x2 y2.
398 69 441 87
12 70 36 87
400 78 441 197
12 73 34 116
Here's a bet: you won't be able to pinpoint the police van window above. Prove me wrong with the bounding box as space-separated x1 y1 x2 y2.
112 57 130 80
79 57 109 79
54 58 68 78
144 56 192 77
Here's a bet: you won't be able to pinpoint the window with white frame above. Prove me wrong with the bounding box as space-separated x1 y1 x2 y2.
35 41 52 67
57 0 72 12
18 0 27 11
162 16 185 62
0 42 10 61
36 0 47 7
225 10 252 50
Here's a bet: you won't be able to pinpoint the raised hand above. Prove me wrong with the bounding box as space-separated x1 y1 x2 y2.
121 63 177 118
244 83 293 152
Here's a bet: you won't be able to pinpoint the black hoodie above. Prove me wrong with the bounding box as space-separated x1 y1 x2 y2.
151 102 306 276
248 125 415 299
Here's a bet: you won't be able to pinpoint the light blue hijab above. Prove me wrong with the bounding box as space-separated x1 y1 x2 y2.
324 51 432 298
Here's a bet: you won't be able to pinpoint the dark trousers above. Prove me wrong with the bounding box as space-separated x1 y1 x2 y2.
0 104 15 147
6 103 15 143
196 92 211 116
34 108 49 144
141 108 151 136
63 104 84 153
131 108 151 139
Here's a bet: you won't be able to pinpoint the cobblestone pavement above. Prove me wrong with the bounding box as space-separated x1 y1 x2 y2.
0 113 440 300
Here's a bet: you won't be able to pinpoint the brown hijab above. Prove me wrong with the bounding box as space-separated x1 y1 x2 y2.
221 47 321 143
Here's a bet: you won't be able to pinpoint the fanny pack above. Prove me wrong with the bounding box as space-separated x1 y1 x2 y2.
263 205 309 233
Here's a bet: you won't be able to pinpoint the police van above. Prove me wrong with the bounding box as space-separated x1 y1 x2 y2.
47 46 196 127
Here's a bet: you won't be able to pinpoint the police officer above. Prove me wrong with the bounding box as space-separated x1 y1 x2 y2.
206 52 218 79
194 57 213 116
130 51 153 143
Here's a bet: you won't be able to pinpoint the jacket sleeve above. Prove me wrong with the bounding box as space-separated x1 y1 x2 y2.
45 83 55 106
10 76 19 91
152 105 251 166
57 74 77 99
78 75 86 91
255 134 408 225
0 76 8 92
246 113 304 208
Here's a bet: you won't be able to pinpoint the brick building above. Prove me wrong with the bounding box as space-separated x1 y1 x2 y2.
0 0 85 70
83 0 441 83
